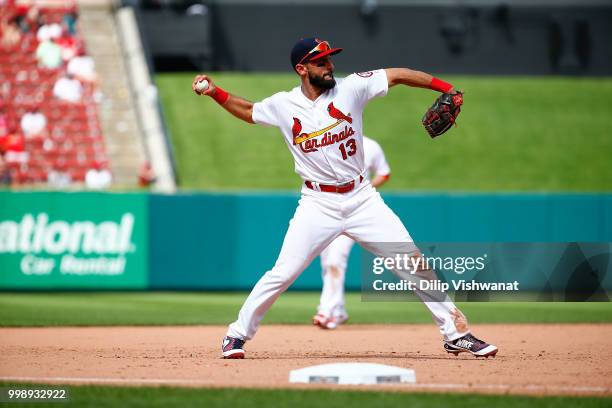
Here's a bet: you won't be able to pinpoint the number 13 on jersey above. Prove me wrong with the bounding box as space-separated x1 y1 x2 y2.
339 139 357 160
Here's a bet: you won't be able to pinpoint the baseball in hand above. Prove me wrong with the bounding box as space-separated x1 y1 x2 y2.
195 79 209 92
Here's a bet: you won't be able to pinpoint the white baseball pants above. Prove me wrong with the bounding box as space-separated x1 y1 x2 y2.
226 181 469 341
318 234 354 319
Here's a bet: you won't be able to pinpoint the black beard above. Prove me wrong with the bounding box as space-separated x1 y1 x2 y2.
309 72 336 90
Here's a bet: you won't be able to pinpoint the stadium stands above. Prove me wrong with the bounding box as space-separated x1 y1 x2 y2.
0 1 108 187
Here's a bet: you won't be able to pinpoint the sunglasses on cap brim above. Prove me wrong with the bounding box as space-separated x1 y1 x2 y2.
297 41 334 65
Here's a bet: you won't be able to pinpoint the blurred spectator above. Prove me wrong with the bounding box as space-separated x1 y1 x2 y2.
57 31 78 61
53 74 83 103
47 161 72 188
186 4 208 16
20 107 47 138
15 6 41 34
36 16 61 42
62 11 78 36
0 153 10 185
0 18 22 49
67 50 97 83
0 128 6 154
138 161 156 187
36 38 62 69
85 160 112 189
3 128 28 166
0 107 8 138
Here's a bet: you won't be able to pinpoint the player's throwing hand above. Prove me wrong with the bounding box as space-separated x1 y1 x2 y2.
192 74 215 96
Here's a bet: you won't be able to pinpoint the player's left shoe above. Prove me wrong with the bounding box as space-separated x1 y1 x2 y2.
444 333 498 358
222 336 246 359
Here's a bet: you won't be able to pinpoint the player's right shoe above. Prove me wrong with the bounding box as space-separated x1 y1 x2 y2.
444 333 498 358
335 312 349 325
312 313 338 330
222 336 245 359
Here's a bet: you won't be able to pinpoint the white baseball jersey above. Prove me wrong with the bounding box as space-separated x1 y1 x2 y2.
252 69 388 184
362 136 390 180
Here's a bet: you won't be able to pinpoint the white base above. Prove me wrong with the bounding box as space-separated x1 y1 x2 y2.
289 363 416 385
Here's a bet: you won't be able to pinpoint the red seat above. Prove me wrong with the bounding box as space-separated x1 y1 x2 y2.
71 169 86 182
27 168 48 182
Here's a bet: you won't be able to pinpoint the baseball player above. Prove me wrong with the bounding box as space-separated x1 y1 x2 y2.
313 135 390 330
192 37 498 359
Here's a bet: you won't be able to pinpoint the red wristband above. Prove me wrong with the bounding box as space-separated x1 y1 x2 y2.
211 86 230 105
430 77 453 93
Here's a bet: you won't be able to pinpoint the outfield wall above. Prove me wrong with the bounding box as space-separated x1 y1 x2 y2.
1 192 610 290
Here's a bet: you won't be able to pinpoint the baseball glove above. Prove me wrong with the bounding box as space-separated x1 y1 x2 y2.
422 91 463 138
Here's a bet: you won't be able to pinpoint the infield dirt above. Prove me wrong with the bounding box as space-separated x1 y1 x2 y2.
1 324 610 396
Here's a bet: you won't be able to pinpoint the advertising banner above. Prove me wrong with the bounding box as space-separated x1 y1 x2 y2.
0 192 148 289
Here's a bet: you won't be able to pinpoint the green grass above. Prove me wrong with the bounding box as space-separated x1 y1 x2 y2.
0 382 609 408
157 73 612 191
0 292 611 326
